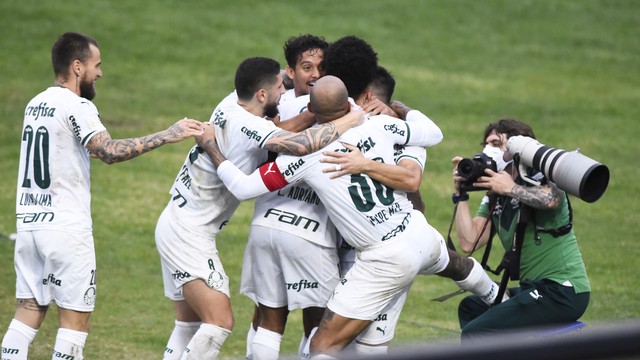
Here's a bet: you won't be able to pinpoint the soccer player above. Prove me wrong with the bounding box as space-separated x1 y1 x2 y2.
195 75 501 358
241 35 338 360
154 57 363 360
2 32 203 360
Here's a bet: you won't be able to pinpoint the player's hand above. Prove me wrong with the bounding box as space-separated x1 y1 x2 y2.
321 143 367 179
361 97 398 117
195 122 215 148
166 118 205 143
345 104 366 128
389 101 412 120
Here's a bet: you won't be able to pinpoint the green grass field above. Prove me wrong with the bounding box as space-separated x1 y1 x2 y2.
1 0 639 358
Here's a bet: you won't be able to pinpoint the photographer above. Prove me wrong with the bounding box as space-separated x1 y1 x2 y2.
451 119 590 342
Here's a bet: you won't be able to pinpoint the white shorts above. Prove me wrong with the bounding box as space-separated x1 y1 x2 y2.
327 212 449 321
155 206 230 301
355 284 408 345
240 225 340 310
14 230 97 311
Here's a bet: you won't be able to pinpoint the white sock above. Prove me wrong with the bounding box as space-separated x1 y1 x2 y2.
455 257 500 305
1 319 38 360
52 328 88 360
252 327 282 360
355 342 388 356
301 327 318 359
180 323 230 360
297 332 308 359
163 320 201 360
246 323 257 360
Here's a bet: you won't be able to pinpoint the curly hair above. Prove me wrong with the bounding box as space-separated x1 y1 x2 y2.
482 118 536 145
323 35 378 99
283 34 329 69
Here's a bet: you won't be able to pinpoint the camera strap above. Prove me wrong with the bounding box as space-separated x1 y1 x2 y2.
533 193 574 238
493 203 531 306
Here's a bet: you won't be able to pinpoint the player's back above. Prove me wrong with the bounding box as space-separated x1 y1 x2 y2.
277 116 416 250
17 86 106 232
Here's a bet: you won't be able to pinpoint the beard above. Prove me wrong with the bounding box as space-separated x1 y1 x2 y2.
264 101 279 119
79 76 97 100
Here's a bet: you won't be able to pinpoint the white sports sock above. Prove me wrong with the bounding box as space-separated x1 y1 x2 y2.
52 328 88 360
163 320 201 360
252 327 282 360
297 332 308 359
180 323 231 360
246 322 257 360
1 319 38 360
301 327 318 359
455 257 501 305
355 342 388 356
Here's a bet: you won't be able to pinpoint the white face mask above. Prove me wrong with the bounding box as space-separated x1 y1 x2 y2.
482 145 513 172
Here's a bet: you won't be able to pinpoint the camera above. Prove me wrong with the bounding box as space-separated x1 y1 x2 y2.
457 152 497 192
507 136 609 203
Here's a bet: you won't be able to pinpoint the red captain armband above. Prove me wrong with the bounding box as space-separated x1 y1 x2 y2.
259 162 288 191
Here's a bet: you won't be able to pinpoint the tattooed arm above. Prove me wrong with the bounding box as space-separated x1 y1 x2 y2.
510 182 563 209
475 168 562 210
87 118 203 164
264 108 364 156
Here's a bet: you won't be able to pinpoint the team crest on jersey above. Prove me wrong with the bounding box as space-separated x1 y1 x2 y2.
84 286 96 305
207 271 225 289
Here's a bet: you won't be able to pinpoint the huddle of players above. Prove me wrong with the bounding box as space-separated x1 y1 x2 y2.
158 34 501 360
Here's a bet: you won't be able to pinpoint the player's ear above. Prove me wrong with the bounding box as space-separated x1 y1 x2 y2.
307 102 314 114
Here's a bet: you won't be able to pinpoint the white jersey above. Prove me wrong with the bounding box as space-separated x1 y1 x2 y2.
252 94 338 247
164 92 279 236
217 110 443 250
16 86 106 233
277 91 309 122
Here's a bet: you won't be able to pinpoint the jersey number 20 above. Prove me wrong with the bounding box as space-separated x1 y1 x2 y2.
20 125 51 189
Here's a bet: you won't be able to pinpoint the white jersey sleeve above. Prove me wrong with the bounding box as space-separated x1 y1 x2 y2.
16 87 106 232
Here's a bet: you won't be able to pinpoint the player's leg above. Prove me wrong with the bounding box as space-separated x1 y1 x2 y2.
55 308 90 360
163 301 201 360
1 299 46 360
352 287 410 357
180 279 232 360
245 306 259 360
423 226 503 306
252 304 288 360
309 309 370 357
2 232 49 360
47 230 95 360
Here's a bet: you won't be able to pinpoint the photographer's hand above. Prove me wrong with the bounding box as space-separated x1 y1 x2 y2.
474 169 516 195
451 156 465 194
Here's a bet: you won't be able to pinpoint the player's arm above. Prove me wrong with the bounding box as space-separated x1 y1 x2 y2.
197 124 286 200
274 110 316 132
320 143 422 192
263 106 365 156
87 118 203 164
